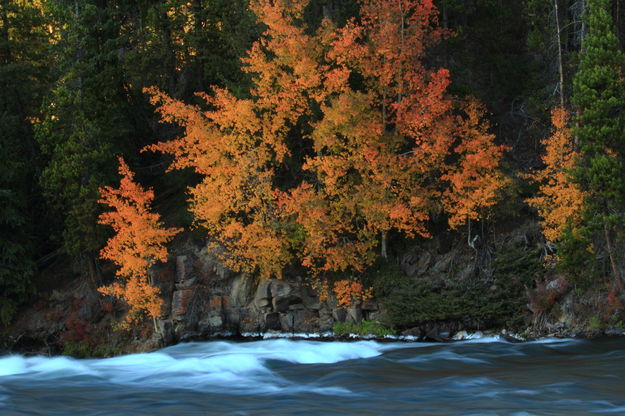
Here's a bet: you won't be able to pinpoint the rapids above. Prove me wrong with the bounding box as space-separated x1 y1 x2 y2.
1 336 624 415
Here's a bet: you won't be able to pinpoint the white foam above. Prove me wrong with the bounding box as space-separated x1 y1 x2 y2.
459 335 504 343
28 356 97 378
0 339 390 395
0 356 28 377
0 355 96 378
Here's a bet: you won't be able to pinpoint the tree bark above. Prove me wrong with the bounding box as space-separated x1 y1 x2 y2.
604 223 623 292
381 231 388 260
554 0 565 108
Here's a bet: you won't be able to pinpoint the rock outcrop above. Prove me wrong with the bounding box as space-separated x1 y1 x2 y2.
157 242 379 345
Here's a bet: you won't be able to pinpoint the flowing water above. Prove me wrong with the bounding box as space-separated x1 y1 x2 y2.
1 336 624 415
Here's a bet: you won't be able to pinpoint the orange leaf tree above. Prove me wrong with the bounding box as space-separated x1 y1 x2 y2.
146 0 506 280
98 157 181 329
525 108 584 243
145 0 341 278
441 99 508 230
282 0 506 273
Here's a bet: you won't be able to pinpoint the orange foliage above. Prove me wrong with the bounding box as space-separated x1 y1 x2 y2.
442 99 508 229
99 275 163 329
333 279 373 308
98 157 181 328
525 108 584 242
145 0 506 279
282 0 505 272
143 0 333 278
278 181 378 274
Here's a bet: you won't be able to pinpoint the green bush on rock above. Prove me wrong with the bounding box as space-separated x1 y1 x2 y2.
332 321 396 337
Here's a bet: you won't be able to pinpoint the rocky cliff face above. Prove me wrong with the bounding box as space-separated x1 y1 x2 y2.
158 242 380 345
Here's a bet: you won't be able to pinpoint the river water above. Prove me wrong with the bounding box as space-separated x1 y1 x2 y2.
1 336 624 415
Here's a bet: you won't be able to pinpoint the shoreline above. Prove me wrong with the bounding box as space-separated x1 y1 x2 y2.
5 327 625 359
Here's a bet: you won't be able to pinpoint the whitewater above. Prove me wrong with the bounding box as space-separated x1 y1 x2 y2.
1 336 624 415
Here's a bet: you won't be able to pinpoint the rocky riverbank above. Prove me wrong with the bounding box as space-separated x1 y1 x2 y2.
2 221 624 357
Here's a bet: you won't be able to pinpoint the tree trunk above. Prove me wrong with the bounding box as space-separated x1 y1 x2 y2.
554 0 565 108
381 231 388 260
86 253 101 290
604 223 623 292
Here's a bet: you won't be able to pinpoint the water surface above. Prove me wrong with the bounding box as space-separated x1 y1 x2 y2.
1 336 624 415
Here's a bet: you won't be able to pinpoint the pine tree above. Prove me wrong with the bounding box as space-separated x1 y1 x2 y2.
36 0 135 280
0 0 48 324
571 0 625 291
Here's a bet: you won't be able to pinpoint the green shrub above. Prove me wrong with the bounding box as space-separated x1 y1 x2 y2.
332 320 396 337
378 245 542 330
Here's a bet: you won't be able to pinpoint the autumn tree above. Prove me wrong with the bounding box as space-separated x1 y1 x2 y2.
147 0 505 281
441 99 508 237
98 157 181 329
282 0 506 274
145 0 337 278
525 108 583 243
333 278 372 308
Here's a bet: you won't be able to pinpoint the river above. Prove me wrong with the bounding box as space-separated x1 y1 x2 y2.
1 336 624 415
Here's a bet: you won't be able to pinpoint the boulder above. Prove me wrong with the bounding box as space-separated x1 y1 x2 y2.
273 295 301 313
172 288 194 320
347 307 363 324
292 310 319 333
270 279 293 299
401 327 422 338
452 330 469 340
239 312 261 333
366 310 382 321
254 279 272 308
319 312 334 332
230 274 255 307
301 287 321 310
264 312 281 331
361 300 379 311
279 313 295 332
157 319 175 346
332 308 347 322
430 252 454 274
401 249 432 278
424 326 446 342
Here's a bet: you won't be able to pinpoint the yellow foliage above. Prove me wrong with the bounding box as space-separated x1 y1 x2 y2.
525 108 584 242
442 99 508 229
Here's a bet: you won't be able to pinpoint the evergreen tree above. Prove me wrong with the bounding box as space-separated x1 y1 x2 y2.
36 0 134 280
0 0 49 324
571 0 625 291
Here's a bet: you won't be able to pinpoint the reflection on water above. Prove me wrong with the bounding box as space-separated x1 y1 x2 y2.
1 337 624 415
